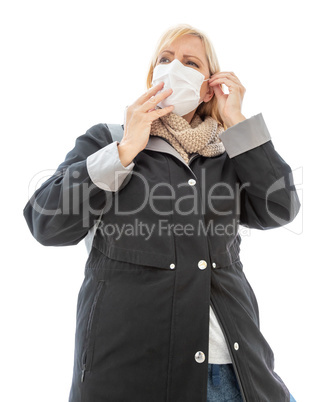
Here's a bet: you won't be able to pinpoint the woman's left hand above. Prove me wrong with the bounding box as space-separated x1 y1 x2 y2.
208 72 246 128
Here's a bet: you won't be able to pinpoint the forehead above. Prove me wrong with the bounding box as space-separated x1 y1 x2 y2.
161 34 205 54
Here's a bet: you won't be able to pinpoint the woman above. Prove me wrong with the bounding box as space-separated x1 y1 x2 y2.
24 24 300 402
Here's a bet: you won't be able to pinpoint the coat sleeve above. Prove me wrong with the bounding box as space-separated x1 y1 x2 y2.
220 114 301 229
23 123 135 246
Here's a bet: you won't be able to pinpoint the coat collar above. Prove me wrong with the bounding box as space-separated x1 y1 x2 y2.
117 123 194 168
117 123 222 173
144 136 201 177
144 136 190 165
144 131 224 166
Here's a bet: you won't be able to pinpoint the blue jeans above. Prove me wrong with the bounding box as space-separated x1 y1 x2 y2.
207 364 297 402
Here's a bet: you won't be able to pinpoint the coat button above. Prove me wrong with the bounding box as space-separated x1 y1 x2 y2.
188 179 196 186
195 351 205 363
234 342 239 351
198 260 207 270
170 263 175 269
212 262 216 268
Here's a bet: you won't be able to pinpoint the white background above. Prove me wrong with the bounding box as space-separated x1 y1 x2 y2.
1 1 330 401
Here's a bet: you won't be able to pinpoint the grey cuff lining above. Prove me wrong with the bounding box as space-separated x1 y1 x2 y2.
220 113 272 158
86 141 135 192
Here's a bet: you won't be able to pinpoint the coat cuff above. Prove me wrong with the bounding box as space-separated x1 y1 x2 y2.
87 141 135 191
220 113 271 158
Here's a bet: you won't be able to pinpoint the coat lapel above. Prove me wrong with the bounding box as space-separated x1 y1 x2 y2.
144 136 198 176
145 136 187 164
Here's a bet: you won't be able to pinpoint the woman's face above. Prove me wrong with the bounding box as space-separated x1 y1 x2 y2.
155 34 214 120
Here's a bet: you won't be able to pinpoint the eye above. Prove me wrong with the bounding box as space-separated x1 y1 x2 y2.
159 56 170 64
186 60 199 68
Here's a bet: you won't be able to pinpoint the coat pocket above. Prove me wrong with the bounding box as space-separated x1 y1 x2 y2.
81 280 105 383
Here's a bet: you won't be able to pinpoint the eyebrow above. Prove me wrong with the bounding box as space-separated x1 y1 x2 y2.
159 50 205 66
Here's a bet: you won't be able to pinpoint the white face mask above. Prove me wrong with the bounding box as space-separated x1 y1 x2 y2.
151 59 209 116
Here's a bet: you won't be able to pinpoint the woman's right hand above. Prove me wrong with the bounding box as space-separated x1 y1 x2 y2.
118 82 174 167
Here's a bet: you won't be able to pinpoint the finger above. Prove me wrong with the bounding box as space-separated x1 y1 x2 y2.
208 77 241 92
210 71 237 80
140 88 173 113
213 84 227 100
209 77 233 86
209 75 240 87
209 72 241 86
211 77 245 95
213 84 225 96
136 82 165 105
146 105 174 121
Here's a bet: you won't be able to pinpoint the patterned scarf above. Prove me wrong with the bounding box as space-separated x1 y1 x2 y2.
150 112 225 164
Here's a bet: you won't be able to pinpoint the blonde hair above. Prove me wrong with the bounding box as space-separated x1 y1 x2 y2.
146 23 225 128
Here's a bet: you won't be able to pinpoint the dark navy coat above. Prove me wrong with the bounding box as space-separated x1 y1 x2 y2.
23 114 300 401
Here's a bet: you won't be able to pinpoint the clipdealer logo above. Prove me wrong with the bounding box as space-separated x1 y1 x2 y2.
95 218 242 241
26 165 303 234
